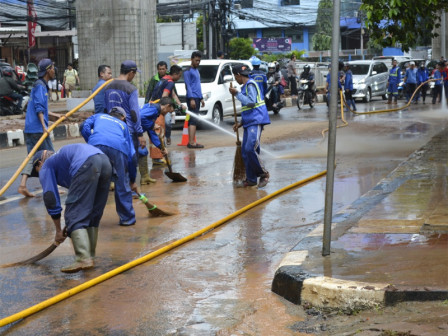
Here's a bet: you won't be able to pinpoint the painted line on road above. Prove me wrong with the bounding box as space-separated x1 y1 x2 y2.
0 190 43 205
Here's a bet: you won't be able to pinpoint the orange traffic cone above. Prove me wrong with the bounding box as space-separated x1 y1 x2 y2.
177 114 196 146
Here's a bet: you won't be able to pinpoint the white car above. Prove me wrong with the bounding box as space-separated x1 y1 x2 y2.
174 59 252 125
349 60 389 102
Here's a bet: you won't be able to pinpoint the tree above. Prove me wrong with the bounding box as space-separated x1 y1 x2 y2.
228 38 255 60
361 0 448 52
312 0 333 51
197 15 204 53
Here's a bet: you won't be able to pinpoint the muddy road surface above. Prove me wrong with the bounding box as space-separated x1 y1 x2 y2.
0 99 447 335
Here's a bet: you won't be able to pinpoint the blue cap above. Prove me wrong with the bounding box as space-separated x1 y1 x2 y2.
121 60 141 73
138 146 148 156
251 57 261 66
38 58 53 77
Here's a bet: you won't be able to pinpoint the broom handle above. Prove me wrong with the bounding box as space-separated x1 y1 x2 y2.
230 82 241 143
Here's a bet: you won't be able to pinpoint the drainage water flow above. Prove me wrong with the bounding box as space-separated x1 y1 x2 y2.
186 111 278 158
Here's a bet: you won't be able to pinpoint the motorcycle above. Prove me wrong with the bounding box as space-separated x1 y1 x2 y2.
297 79 314 109
265 80 283 114
0 89 29 116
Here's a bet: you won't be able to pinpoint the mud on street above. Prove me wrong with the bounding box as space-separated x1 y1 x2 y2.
0 100 447 335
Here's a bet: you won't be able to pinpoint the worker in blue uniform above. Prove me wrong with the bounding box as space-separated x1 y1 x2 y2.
81 106 138 226
31 144 112 273
140 97 175 151
249 57 267 97
229 64 270 189
386 59 402 104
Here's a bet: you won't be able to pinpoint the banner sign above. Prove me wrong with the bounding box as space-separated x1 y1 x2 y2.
27 0 37 48
252 38 292 52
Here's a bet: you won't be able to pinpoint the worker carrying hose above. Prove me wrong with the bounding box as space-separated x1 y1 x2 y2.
229 64 270 189
30 144 112 273
81 106 138 226
140 97 174 152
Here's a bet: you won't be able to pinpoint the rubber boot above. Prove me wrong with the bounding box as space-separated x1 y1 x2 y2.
60 229 94 273
138 155 156 184
86 227 98 258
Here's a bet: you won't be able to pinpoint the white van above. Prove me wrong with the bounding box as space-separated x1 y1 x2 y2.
174 59 253 125
349 60 389 102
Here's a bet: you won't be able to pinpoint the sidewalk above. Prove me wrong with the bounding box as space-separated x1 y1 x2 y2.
272 128 448 311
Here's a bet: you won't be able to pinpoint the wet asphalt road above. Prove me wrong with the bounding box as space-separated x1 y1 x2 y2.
0 98 447 335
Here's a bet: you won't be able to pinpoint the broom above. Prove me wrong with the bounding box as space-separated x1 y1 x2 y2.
136 192 174 217
230 83 246 185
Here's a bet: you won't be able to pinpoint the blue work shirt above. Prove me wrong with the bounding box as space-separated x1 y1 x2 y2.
81 113 137 182
140 103 162 148
344 69 353 91
184 67 203 99
405 67 418 84
249 69 268 96
326 72 342 90
388 66 401 85
417 68 429 84
236 79 270 128
433 70 443 85
104 79 143 136
39 144 104 216
24 79 49 133
92 79 107 114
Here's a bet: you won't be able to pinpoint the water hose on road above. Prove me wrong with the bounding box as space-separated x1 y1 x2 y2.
0 79 114 197
0 169 327 328
321 90 349 138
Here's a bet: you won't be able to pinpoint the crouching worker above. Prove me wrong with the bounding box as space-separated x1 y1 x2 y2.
81 106 138 226
31 144 112 273
140 97 174 154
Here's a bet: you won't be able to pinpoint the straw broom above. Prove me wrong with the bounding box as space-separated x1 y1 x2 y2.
230 83 246 184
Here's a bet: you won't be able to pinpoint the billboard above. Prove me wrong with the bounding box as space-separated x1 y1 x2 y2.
252 38 292 52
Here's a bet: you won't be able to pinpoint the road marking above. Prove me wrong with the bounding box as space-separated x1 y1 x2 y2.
0 190 43 205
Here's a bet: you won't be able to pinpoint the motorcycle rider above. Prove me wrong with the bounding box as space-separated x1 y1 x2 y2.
249 57 267 96
0 67 25 110
266 62 282 109
299 65 315 102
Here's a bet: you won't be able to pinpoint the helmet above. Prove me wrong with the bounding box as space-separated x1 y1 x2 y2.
303 65 310 72
268 62 275 68
251 57 261 66
2 67 13 77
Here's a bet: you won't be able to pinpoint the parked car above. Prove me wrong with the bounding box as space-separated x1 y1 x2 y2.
349 60 389 102
372 56 411 69
174 59 252 125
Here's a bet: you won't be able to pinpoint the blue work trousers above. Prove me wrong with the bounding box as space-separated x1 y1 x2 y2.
65 154 112 236
96 145 135 224
22 132 54 176
242 125 267 183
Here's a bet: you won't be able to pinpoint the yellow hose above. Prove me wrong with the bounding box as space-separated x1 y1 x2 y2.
0 169 327 327
0 79 114 197
321 90 349 138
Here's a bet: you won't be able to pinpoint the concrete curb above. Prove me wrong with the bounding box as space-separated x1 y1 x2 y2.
0 123 81 148
271 134 448 311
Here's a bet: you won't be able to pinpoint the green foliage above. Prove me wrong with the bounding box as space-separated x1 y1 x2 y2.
196 15 204 52
228 38 255 60
260 50 305 63
312 0 333 51
361 0 448 52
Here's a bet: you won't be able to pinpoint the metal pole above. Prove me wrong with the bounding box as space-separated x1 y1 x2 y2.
322 0 341 256
360 17 363 60
209 1 214 58
203 5 207 57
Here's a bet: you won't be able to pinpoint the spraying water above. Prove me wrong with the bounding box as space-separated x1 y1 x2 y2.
186 111 278 158
442 85 447 110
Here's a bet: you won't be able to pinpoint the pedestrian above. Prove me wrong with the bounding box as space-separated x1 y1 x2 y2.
183 51 205 148
47 62 59 102
62 63 80 98
149 65 185 163
404 61 418 104
150 64 185 148
217 51 225 59
343 62 357 111
287 54 298 97
249 57 267 97
30 144 112 273
145 61 168 104
229 64 270 189
104 60 152 185
386 59 402 104
81 107 138 226
325 63 343 107
432 63 443 104
92 64 112 114
417 62 429 103
140 97 174 159
441 61 448 100
18 58 55 198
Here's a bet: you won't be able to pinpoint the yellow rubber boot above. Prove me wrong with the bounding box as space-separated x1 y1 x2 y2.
138 155 156 184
